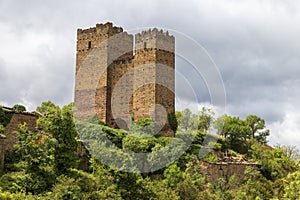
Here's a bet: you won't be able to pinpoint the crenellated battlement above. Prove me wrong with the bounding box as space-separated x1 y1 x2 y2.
135 28 174 43
135 28 174 52
77 22 123 38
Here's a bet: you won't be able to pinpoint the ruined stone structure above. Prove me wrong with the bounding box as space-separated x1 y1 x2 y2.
3 111 38 152
0 107 89 172
197 160 258 184
74 22 175 136
0 108 39 172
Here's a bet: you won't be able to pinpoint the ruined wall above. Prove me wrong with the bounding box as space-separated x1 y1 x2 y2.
0 112 38 172
3 112 38 152
197 160 258 184
74 23 175 135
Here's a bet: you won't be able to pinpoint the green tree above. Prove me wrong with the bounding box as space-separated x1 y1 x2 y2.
36 101 59 115
236 166 273 199
250 142 297 181
274 144 300 161
197 107 214 131
37 102 80 174
245 115 270 144
12 104 26 112
14 124 55 174
189 114 199 130
215 115 250 153
215 114 270 153
1 123 56 194
180 108 192 130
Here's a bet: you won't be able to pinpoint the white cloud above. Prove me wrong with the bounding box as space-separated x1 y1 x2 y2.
269 110 300 148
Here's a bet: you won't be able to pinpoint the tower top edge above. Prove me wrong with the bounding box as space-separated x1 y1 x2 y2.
77 22 123 34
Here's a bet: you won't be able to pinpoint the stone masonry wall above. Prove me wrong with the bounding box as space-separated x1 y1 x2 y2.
3 112 38 152
0 112 38 172
74 23 175 135
197 160 258 184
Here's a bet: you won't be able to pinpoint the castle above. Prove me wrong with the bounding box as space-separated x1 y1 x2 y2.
74 22 175 136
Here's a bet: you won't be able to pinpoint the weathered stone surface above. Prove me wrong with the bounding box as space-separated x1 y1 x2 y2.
74 23 175 136
0 111 39 172
196 159 258 184
3 112 38 152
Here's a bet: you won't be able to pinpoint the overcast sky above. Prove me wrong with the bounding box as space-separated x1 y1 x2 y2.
0 0 299 148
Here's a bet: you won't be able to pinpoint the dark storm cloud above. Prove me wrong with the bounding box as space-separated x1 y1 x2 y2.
0 0 299 146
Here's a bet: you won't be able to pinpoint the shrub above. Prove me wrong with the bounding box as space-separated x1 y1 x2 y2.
203 152 218 163
130 118 156 135
51 176 82 200
12 104 26 112
168 111 178 133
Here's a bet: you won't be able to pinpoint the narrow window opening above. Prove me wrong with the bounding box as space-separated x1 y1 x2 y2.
88 41 92 49
144 42 147 49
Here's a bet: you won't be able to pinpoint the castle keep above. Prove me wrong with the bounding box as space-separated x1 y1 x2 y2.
74 22 175 136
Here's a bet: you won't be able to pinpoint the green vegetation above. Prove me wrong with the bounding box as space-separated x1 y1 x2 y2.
0 104 27 130
12 104 26 112
168 111 178 133
0 124 4 135
0 102 299 199
0 106 13 127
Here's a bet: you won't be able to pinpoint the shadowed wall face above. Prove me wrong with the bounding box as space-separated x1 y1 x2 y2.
0 112 38 172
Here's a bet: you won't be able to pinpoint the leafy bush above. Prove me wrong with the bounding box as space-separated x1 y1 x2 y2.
203 152 218 163
130 118 156 135
50 176 82 200
12 105 26 112
84 115 105 125
282 170 300 199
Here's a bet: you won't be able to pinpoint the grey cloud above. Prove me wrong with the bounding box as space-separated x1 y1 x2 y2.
0 0 300 147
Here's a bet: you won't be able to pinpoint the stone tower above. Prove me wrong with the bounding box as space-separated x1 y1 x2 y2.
74 22 175 136
133 29 175 134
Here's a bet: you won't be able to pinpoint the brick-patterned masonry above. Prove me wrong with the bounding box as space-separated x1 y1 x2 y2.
74 22 175 136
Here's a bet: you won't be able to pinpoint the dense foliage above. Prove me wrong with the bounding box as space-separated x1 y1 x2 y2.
12 104 27 112
0 102 299 199
0 106 13 127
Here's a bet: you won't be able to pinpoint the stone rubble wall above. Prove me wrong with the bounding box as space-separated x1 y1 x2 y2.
197 160 258 184
0 112 39 172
